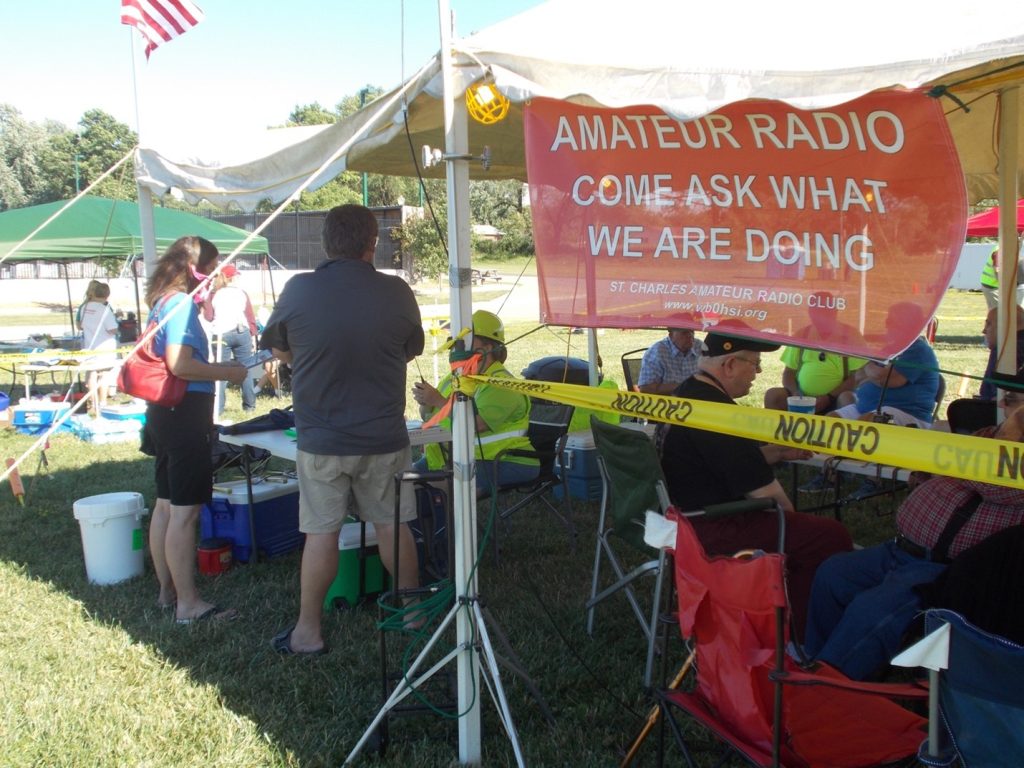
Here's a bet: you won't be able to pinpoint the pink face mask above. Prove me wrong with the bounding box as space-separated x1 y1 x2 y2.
190 265 209 282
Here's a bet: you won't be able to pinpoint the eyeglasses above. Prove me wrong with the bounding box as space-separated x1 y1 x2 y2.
732 355 762 370
1002 392 1024 406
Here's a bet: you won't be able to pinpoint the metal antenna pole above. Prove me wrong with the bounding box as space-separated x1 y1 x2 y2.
348 2 537 764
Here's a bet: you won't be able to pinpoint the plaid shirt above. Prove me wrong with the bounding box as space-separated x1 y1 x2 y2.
897 467 1024 559
638 335 700 389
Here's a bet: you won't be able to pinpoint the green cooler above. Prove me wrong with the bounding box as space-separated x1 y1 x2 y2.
323 520 386 610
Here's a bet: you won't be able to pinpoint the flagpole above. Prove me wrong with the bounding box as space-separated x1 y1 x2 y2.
127 25 158 276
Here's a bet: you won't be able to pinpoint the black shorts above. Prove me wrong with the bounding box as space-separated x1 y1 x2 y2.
144 391 214 507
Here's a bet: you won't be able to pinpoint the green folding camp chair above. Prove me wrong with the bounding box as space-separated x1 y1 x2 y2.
586 415 671 688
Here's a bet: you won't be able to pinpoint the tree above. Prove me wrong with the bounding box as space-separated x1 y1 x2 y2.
395 207 448 281
469 179 523 224
287 102 337 126
74 110 137 200
496 207 534 256
299 173 363 210
336 86 384 119
0 104 50 210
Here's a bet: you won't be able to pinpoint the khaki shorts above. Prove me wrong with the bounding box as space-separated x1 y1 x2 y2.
296 447 415 534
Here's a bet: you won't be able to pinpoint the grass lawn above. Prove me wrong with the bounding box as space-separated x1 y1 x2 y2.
0 288 991 767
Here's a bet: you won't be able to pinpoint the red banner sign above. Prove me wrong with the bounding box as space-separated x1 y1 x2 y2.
524 92 966 360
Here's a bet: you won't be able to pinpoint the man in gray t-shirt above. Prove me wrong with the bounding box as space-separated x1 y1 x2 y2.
263 204 425 655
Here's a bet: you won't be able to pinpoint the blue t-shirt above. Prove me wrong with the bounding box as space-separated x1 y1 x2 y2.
855 337 938 421
150 292 213 394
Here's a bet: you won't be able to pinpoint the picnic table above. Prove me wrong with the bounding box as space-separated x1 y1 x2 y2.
471 269 502 285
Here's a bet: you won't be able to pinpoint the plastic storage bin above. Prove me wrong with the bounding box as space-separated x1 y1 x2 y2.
200 477 301 562
554 430 603 500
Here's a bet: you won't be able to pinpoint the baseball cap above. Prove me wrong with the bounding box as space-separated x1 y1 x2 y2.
702 332 781 357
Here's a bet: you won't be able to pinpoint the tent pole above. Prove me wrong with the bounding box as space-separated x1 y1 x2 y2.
265 253 276 304
997 86 1020 381
132 256 142 318
349 4 521 765
63 262 76 334
588 329 600 386
439 1 488 762
137 184 158 277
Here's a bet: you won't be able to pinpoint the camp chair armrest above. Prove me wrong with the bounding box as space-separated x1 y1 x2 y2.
696 498 775 519
773 668 928 700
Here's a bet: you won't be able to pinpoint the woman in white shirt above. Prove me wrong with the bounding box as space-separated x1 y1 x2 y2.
77 280 119 413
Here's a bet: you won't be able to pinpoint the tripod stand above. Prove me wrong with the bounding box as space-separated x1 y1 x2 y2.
346 399 550 766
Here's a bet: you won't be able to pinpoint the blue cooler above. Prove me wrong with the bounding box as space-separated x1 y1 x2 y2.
555 430 603 500
12 401 71 435
200 477 302 562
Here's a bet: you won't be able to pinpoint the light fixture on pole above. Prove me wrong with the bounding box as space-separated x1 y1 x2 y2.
465 77 510 126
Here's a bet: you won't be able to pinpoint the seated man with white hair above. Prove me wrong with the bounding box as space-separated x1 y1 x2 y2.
659 327 853 639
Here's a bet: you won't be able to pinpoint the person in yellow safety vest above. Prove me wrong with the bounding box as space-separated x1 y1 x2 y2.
411 310 538 494
980 248 1000 310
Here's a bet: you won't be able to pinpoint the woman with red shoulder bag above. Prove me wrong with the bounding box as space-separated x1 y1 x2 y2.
141 236 247 624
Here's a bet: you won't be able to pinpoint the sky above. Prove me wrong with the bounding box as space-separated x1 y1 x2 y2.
0 1 544 143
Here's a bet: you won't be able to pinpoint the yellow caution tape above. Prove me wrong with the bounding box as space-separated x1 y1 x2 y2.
459 375 1024 491
0 347 135 364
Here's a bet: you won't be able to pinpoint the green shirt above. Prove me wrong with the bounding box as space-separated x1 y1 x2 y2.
779 346 867 397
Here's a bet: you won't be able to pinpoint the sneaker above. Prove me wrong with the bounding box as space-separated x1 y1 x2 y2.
842 479 882 502
798 472 832 493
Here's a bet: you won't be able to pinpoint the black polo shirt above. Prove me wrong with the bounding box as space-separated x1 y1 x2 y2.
263 258 424 456
660 376 775 511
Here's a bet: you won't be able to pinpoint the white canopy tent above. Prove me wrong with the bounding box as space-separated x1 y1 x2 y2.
135 0 1024 362
132 2 1024 764
136 1 1024 206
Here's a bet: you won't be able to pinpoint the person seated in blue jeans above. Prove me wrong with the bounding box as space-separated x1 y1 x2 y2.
803 378 1024 680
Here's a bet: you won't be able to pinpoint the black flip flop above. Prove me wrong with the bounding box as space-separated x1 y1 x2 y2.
175 606 239 625
271 624 329 656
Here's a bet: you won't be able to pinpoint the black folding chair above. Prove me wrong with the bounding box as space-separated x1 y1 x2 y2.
482 399 576 560
620 348 647 392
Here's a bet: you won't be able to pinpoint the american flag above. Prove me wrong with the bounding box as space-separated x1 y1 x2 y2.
121 0 205 59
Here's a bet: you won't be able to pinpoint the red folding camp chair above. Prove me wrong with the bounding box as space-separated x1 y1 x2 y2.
657 505 928 768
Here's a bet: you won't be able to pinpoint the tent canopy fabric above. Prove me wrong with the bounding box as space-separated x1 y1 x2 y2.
966 199 1024 237
0 195 269 262
135 0 1024 211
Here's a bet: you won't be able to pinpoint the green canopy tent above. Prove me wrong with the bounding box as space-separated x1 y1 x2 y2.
0 195 269 332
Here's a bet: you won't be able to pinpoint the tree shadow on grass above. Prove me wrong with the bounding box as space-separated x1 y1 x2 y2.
0 454 614 766
34 301 76 314
0 456 355 766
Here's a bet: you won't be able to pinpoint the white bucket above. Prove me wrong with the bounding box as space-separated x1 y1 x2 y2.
73 492 149 585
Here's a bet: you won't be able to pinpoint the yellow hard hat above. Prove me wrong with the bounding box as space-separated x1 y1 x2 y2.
472 310 505 344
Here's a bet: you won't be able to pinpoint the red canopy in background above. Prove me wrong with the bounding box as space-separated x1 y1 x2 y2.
966 199 1024 237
